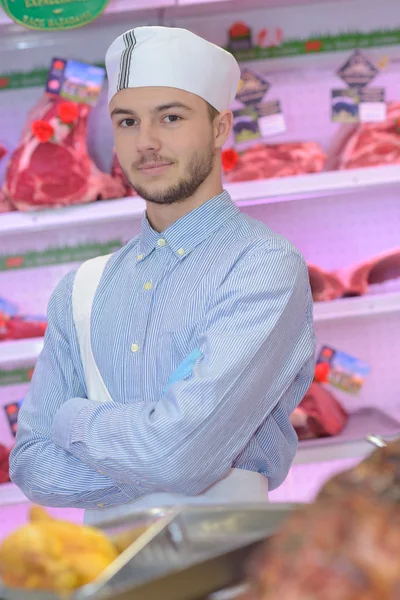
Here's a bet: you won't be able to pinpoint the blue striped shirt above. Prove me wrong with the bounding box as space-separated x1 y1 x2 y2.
10 191 316 509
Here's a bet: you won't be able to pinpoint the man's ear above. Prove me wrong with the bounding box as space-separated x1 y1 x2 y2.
214 110 233 149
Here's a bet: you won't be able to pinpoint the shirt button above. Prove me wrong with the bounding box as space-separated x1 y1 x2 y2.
143 281 153 290
98 469 104 475
131 343 139 353
157 238 166 247
177 248 185 256
137 254 144 261
97 503 104 508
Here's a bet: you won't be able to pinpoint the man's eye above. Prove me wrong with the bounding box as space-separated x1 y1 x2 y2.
119 118 136 127
163 115 181 123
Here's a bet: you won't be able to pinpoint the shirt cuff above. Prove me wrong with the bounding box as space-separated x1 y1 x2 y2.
52 397 95 451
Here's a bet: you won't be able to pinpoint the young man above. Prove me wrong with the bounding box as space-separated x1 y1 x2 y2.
10 27 315 523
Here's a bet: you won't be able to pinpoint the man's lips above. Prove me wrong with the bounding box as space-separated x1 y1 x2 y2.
138 162 173 172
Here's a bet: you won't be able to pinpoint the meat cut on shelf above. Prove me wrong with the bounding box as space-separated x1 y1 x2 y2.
224 142 326 183
2 95 126 211
0 145 13 213
290 382 348 440
307 264 345 302
328 102 400 171
336 247 400 297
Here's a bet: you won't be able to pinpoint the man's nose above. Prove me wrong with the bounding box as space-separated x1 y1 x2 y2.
135 124 161 153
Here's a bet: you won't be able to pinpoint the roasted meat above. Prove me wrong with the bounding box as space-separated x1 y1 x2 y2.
244 439 400 600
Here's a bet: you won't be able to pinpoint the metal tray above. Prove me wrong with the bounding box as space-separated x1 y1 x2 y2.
78 502 299 600
0 503 299 600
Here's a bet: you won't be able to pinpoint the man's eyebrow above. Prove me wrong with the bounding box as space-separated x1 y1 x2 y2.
153 102 193 113
110 107 136 118
110 102 193 119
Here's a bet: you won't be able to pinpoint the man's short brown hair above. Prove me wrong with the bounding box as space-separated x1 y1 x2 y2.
207 102 220 122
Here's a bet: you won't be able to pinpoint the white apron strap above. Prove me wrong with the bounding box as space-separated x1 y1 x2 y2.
72 254 113 403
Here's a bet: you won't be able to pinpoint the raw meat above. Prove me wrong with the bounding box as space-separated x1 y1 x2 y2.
0 316 47 341
3 95 126 211
224 142 326 183
0 444 11 484
290 382 348 440
111 153 137 197
243 438 400 600
0 145 13 213
0 297 47 341
307 264 345 302
336 102 400 170
336 247 400 297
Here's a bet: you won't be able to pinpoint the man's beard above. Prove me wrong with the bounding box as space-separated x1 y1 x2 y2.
123 141 215 205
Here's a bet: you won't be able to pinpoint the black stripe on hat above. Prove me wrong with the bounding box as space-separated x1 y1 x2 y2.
117 29 137 92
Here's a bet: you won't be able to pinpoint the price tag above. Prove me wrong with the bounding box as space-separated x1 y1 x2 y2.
233 100 285 144
258 100 286 136
46 58 106 107
359 87 387 122
316 346 370 395
331 89 359 123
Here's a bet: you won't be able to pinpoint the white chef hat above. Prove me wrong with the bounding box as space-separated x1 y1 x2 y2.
105 26 240 112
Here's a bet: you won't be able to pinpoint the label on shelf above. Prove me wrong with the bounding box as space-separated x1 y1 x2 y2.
46 58 106 107
317 346 371 395
236 69 271 106
331 87 386 123
331 88 360 123
359 88 387 122
0 367 33 387
233 100 285 144
337 49 379 88
3 399 23 436
0 240 122 271
0 0 110 31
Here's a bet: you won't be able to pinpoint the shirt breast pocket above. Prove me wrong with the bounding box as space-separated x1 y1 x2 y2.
157 326 201 394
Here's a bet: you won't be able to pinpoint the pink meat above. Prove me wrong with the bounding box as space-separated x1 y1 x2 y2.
336 247 400 296
0 144 13 213
291 382 348 440
225 142 326 183
307 264 345 302
4 95 126 211
338 102 400 170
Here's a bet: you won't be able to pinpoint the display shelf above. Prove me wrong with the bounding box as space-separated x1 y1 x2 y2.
0 337 44 367
0 197 146 236
313 291 400 322
0 482 27 507
231 164 400 207
1 165 399 237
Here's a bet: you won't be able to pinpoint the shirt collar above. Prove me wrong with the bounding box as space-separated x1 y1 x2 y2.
138 190 239 260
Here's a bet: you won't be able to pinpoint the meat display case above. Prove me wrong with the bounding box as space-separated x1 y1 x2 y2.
0 0 399 518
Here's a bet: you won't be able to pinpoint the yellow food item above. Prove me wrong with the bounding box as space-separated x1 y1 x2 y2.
0 506 118 594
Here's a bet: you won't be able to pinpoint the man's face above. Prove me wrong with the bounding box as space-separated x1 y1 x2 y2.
110 87 217 205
